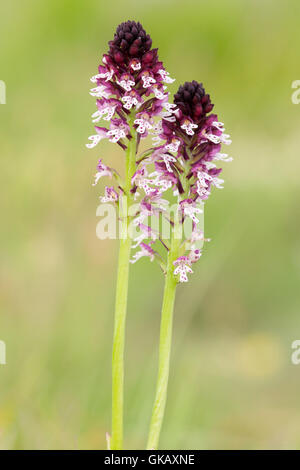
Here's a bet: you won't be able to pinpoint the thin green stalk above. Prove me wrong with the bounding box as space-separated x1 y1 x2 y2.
111 120 136 450
147 223 181 450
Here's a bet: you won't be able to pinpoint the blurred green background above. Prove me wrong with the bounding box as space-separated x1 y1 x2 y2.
1 0 300 450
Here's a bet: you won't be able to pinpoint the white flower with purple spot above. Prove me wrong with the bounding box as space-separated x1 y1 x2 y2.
179 199 203 224
141 73 156 89
131 168 156 196
158 69 175 84
86 128 108 148
165 139 181 153
92 99 120 122
134 115 153 135
122 90 143 110
100 186 119 203
173 256 193 283
181 120 198 136
129 59 141 71
107 119 130 143
117 74 135 92
161 154 177 173
188 248 202 264
89 85 111 98
107 128 126 143
213 153 233 162
152 84 167 100
212 121 225 131
90 67 114 83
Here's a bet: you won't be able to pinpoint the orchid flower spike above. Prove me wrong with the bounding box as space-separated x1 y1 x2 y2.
146 81 233 451
131 80 233 282
87 20 175 207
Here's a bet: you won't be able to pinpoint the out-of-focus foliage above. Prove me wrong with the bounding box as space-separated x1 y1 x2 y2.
1 0 300 449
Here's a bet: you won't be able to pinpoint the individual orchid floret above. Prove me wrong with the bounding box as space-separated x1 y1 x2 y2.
130 242 156 264
117 73 135 91
188 248 202 264
129 58 141 71
180 119 198 136
92 159 113 186
173 256 193 283
100 186 119 203
134 112 154 136
179 199 203 224
106 119 131 144
92 99 122 122
86 133 106 149
165 138 181 153
158 69 175 84
131 167 157 196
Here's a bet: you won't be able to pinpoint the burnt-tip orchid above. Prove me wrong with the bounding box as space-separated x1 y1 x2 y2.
145 81 232 450
131 80 232 284
86 20 175 451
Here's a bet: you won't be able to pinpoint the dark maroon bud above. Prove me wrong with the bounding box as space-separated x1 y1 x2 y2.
174 81 214 122
114 51 124 63
133 37 142 47
129 44 139 56
109 20 152 63
143 51 153 63
205 103 214 113
194 104 203 117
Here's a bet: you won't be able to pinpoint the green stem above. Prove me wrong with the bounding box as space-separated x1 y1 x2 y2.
147 223 181 450
111 120 136 450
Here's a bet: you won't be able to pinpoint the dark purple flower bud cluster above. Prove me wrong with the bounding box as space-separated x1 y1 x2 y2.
108 21 152 65
174 81 214 123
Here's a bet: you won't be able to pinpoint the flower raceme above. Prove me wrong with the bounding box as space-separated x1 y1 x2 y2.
87 20 174 154
86 20 177 265
86 20 177 247
130 80 233 282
